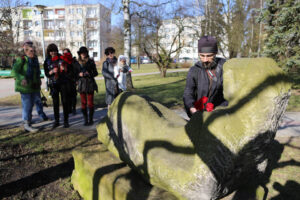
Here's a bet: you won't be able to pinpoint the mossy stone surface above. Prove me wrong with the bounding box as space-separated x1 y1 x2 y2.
71 144 177 200
97 58 291 200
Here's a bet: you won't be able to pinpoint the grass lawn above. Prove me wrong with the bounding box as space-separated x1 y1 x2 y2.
97 63 184 77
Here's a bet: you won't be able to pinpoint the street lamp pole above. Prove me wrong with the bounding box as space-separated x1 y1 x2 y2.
35 5 47 91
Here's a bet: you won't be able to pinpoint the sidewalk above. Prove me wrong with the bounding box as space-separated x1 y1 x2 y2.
0 106 299 137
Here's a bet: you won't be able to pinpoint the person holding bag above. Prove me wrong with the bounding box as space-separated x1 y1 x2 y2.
75 46 98 126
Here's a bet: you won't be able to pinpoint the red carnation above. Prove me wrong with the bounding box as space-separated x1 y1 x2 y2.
194 96 208 111
51 56 59 61
61 53 73 64
206 103 214 112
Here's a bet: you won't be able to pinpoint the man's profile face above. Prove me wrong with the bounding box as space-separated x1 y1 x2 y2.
199 53 215 68
25 46 35 58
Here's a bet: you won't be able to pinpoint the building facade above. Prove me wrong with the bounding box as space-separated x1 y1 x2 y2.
12 4 111 61
159 17 229 61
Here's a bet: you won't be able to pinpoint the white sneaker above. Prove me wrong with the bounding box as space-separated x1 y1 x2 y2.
24 123 38 133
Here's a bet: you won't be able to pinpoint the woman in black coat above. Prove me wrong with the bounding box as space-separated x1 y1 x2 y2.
75 46 98 125
44 43 73 128
102 47 118 109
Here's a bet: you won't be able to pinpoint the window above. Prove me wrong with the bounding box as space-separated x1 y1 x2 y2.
56 31 65 37
23 21 32 29
48 32 54 37
77 8 82 14
44 20 54 29
69 8 74 14
69 20 75 25
36 31 41 37
24 30 32 36
88 40 97 48
57 20 65 28
93 52 97 57
15 21 20 27
88 20 97 28
57 9 65 15
77 31 83 36
77 19 82 25
77 42 83 47
70 31 75 36
44 10 54 18
35 21 40 26
88 30 97 37
87 7 97 17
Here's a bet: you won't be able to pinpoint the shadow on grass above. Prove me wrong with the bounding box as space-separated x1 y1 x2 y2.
100 73 299 199
0 128 98 198
0 158 74 199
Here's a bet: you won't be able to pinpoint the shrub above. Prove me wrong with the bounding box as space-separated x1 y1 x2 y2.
180 62 192 68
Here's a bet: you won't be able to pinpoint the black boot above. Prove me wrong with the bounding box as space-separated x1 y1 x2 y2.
64 121 70 128
52 121 60 129
82 108 88 126
88 107 94 125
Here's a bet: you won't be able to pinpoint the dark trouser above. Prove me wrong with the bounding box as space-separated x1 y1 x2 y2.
51 83 70 123
70 82 77 112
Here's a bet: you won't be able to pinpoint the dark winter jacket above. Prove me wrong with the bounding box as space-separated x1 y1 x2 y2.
75 58 98 93
183 57 228 117
102 57 118 105
43 54 74 86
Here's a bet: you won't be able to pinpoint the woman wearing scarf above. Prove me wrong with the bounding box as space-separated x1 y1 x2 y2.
44 43 73 128
63 48 78 115
102 47 118 109
75 46 98 126
11 41 48 132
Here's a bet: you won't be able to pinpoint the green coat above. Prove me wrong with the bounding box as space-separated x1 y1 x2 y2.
11 56 41 93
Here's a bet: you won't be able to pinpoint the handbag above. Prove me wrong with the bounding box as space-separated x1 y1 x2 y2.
41 91 48 107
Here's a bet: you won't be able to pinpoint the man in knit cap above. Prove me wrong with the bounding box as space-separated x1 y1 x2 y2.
183 36 228 117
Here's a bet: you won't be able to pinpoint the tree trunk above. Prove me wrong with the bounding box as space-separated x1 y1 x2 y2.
257 0 263 57
123 0 134 89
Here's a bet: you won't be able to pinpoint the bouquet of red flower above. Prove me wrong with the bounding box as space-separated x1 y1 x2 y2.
51 56 60 80
193 96 214 112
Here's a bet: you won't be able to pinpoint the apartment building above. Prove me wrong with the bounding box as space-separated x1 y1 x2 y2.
12 4 111 61
159 17 228 61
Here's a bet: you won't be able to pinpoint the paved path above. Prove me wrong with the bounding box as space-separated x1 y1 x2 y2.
0 69 188 99
0 106 299 138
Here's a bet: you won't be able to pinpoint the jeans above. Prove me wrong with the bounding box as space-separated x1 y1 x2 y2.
21 92 47 122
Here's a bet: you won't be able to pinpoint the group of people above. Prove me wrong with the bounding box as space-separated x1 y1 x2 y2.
12 42 132 132
12 35 227 133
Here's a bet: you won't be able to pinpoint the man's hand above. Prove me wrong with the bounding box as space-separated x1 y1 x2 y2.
190 107 197 114
79 72 84 77
21 79 27 86
53 68 58 73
